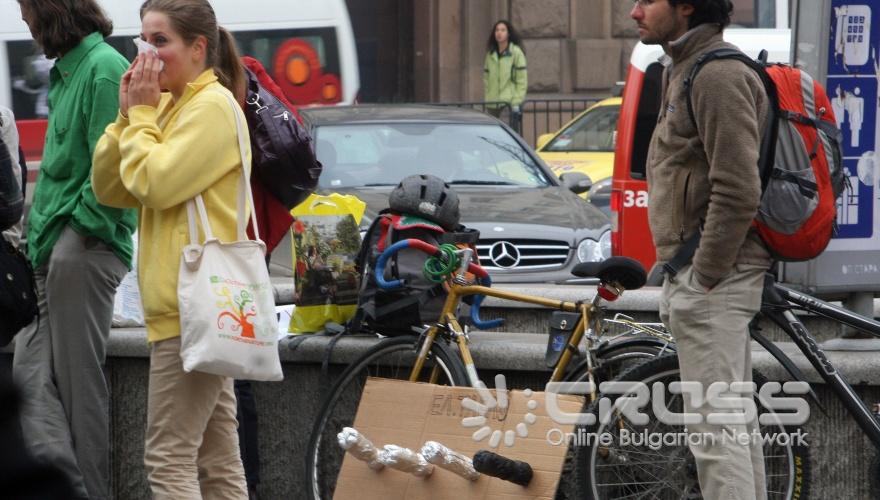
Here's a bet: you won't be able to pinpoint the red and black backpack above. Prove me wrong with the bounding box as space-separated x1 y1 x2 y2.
683 48 846 262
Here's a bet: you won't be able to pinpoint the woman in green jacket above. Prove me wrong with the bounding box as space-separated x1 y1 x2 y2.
483 20 527 121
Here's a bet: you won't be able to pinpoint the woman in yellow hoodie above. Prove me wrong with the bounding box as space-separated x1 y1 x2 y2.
92 0 250 497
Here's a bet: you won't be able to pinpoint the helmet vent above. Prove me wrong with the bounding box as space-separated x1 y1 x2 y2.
388 174 460 230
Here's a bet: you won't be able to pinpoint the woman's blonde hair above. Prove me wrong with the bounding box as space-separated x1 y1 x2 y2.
139 0 243 96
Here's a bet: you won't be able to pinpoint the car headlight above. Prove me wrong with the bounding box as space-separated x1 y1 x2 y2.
577 238 601 263
599 230 612 259
577 231 612 263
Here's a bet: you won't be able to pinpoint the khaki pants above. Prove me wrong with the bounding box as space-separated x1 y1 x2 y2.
144 337 248 500
659 264 767 500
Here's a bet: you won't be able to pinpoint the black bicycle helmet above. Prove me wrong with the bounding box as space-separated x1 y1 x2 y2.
388 174 461 230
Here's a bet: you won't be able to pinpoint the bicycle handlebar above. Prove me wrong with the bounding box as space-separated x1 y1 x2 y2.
373 239 503 330
469 280 504 330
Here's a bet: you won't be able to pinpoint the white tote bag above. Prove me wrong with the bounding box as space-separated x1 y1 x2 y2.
177 91 283 381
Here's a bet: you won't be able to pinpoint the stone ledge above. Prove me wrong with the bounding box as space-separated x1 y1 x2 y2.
273 282 880 316
106 328 880 384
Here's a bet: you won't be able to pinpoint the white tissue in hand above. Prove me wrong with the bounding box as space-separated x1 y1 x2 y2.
132 37 164 70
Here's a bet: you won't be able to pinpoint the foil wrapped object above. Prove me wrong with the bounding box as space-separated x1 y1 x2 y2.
421 441 480 480
378 445 434 477
337 427 384 470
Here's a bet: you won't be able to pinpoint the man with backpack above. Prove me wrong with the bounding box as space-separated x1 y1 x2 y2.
631 1 771 498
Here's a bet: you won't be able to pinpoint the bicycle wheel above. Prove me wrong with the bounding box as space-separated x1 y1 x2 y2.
557 341 669 499
575 354 811 500
304 335 468 500
567 341 671 384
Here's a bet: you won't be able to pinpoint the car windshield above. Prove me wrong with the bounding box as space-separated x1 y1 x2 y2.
314 123 553 188
544 105 619 153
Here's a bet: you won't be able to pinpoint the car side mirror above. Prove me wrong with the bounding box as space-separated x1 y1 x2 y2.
560 172 592 195
536 133 554 150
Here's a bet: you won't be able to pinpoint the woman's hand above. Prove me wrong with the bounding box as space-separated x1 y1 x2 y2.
127 52 161 110
119 55 138 117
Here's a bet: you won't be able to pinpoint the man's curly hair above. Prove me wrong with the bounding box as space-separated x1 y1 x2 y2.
669 0 734 29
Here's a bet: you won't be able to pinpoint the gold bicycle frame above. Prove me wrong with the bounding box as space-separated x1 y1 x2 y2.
407 280 602 391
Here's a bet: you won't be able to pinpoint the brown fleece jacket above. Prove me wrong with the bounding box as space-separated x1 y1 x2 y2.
646 24 771 288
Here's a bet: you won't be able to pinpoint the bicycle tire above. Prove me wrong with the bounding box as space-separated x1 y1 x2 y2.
304 335 468 500
575 353 812 500
557 342 669 499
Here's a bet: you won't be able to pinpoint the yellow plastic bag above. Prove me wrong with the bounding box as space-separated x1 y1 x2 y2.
289 193 366 333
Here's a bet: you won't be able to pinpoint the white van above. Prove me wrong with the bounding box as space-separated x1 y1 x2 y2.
0 0 359 160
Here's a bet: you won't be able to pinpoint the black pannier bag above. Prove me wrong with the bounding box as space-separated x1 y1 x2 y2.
352 211 480 336
351 175 476 335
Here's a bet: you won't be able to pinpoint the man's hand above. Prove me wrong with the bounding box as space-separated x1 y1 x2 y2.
692 268 718 293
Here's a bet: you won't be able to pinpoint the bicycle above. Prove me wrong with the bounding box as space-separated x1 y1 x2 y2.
575 273 880 499
304 239 671 500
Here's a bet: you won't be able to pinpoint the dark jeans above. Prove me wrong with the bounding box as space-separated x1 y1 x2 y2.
234 380 261 490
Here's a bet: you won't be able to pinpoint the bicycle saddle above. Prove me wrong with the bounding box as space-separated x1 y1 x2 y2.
571 257 647 290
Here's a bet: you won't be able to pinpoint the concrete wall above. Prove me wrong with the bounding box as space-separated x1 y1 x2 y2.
4 284 880 498
5 329 878 499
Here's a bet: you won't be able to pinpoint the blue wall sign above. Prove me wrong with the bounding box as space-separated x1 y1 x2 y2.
827 1 879 242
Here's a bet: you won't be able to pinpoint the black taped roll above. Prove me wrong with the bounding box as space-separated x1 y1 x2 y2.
472 450 533 487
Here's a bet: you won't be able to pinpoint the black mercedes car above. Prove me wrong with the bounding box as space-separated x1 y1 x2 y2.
272 104 611 283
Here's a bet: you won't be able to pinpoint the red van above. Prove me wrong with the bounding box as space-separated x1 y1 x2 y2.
610 29 791 278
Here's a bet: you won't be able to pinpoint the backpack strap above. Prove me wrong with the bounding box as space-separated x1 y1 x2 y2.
662 230 701 279
683 48 779 191
354 210 392 274
667 48 780 279
18 146 26 199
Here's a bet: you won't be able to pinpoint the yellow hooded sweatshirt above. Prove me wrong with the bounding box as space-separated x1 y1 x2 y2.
92 69 251 343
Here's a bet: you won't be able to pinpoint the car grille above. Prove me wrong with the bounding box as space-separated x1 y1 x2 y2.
476 239 571 271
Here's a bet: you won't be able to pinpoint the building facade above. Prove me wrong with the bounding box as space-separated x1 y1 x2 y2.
349 0 776 104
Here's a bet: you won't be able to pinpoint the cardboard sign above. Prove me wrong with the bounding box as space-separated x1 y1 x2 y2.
333 378 584 500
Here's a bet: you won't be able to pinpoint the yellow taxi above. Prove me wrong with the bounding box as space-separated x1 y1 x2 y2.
535 97 620 213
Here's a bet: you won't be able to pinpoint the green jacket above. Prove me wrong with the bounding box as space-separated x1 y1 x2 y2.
28 32 137 268
483 43 527 107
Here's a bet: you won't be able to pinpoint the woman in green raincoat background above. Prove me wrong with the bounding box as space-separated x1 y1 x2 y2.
483 20 527 127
